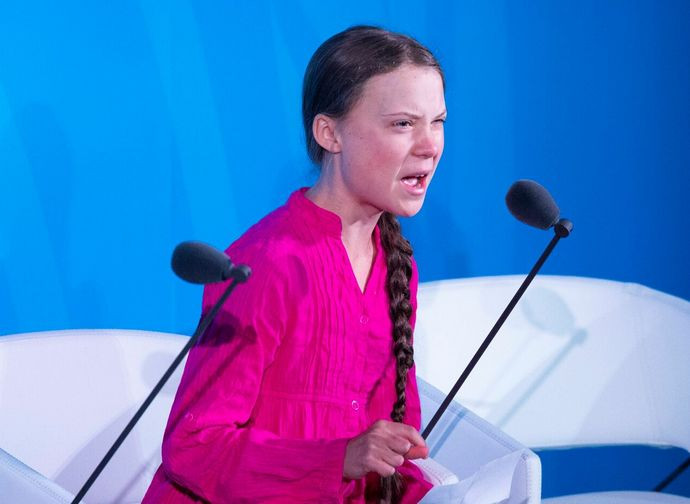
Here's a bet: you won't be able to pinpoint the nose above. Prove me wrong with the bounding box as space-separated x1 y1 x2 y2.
412 126 441 159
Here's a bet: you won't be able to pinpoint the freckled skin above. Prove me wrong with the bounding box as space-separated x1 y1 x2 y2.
307 63 446 292
332 64 446 218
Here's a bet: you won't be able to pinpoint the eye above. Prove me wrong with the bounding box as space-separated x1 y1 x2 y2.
393 119 413 128
434 117 447 125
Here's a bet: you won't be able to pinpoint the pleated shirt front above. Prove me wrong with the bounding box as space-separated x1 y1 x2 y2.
143 188 431 503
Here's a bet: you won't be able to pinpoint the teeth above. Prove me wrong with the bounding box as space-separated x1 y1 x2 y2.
402 178 417 186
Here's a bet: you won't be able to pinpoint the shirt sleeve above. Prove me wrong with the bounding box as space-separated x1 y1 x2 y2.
160 245 349 503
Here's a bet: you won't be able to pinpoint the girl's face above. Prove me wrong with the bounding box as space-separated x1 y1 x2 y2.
332 64 446 218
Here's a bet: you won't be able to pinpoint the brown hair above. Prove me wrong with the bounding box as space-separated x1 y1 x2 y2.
302 25 444 165
302 25 442 503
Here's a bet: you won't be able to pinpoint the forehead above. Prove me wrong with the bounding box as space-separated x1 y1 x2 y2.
355 64 445 114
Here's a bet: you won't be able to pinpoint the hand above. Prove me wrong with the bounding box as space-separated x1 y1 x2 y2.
404 443 429 460
343 420 428 479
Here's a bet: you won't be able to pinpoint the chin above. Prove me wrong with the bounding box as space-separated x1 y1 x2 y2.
392 199 425 218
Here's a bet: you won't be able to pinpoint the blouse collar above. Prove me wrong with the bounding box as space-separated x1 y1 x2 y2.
287 188 383 248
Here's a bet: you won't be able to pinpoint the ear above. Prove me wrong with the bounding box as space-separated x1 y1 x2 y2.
312 113 342 155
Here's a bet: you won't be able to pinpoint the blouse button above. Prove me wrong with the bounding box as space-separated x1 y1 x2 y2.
359 315 369 324
351 400 360 411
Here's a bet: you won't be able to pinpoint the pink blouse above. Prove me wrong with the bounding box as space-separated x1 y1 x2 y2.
143 188 432 503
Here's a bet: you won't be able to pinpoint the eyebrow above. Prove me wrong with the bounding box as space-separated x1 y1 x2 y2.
381 110 448 119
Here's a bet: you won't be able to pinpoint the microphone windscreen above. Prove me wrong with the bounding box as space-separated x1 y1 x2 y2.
505 180 560 230
171 241 234 284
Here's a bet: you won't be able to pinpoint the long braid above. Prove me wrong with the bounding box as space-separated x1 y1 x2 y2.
301 25 442 503
378 211 414 504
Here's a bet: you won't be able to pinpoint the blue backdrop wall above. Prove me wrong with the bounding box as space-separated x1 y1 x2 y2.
1 0 689 337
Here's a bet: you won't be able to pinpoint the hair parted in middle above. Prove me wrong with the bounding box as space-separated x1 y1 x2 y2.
301 25 443 503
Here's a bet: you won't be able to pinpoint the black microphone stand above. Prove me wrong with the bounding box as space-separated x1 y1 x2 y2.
70 266 251 504
422 218 573 440
654 456 690 492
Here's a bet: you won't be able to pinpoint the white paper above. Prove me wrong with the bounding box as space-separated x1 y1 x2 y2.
417 450 529 504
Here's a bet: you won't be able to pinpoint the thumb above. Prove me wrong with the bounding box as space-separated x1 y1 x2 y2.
404 444 429 460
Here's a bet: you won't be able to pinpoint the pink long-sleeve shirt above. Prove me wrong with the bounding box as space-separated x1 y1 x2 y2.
143 188 432 503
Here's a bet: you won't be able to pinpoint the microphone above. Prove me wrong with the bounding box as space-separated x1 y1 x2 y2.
172 241 250 284
506 180 572 237
506 179 559 229
422 180 573 440
71 242 251 503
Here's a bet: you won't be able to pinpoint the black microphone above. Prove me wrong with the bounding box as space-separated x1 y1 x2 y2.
422 180 573 440
71 242 251 503
172 241 250 284
506 179 573 237
506 179 560 230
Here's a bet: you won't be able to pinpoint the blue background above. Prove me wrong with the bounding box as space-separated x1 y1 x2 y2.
1 1 688 336
1 0 689 497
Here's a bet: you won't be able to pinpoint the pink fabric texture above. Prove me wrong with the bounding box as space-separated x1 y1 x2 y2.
143 188 432 503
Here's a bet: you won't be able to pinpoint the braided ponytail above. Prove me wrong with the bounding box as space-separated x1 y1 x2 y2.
378 212 414 504
301 25 442 502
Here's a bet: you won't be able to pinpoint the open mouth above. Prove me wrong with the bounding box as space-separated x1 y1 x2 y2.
401 173 428 188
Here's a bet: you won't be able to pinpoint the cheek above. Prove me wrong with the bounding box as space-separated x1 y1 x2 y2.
435 133 445 161
374 135 410 162
353 135 402 167
342 126 383 160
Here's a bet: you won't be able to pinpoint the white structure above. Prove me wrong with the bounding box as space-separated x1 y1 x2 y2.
0 328 538 503
1 275 688 503
0 330 184 503
415 275 690 503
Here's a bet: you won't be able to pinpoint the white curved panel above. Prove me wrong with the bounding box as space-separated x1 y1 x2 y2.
0 329 188 503
415 275 690 451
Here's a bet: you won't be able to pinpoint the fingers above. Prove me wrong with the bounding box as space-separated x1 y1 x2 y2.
370 459 397 477
368 430 406 469
380 447 406 469
382 421 427 455
356 438 402 478
387 435 412 455
404 444 429 460
344 420 429 479
374 421 429 460
395 423 426 450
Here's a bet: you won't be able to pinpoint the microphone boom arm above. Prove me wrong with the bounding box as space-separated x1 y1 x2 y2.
71 266 251 504
421 218 572 440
